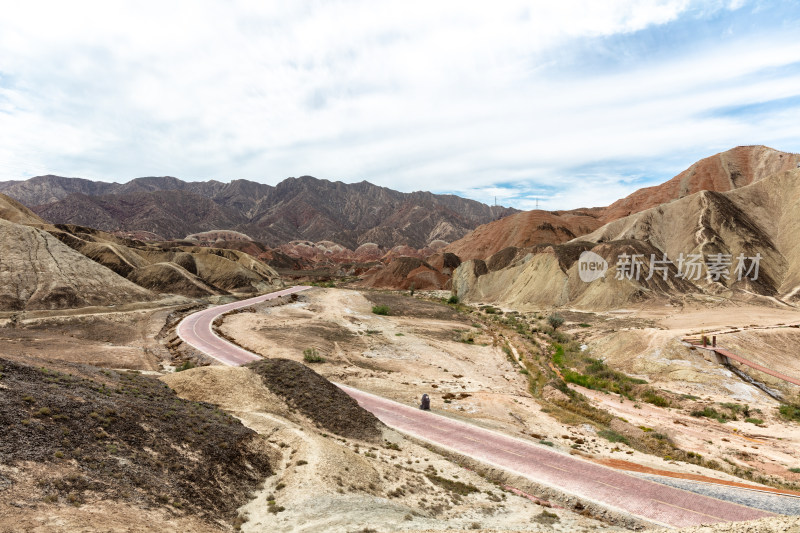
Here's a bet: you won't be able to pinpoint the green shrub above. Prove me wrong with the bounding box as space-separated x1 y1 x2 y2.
303 348 324 363
789 467 800 473
372 305 390 316
447 294 460 304
598 429 629 445
551 344 565 367
547 314 565 330
483 306 497 314
745 417 763 425
175 360 196 372
534 510 560 524
691 407 731 423
642 390 670 408
425 473 479 495
779 403 800 422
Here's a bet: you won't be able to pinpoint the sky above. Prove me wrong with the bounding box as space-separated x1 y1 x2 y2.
1 0 799 211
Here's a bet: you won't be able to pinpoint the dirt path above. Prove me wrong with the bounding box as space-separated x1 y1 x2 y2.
685 339 800 387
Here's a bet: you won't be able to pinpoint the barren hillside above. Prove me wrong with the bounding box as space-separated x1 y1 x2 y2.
0 218 154 310
445 208 604 260
453 168 800 310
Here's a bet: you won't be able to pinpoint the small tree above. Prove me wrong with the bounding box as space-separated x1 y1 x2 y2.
547 314 565 330
409 283 416 296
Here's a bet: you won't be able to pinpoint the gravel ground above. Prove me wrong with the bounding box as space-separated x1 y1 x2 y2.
662 514 800 532
636 473 800 516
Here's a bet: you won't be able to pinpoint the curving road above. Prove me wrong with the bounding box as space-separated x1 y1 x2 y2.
177 288 775 528
177 286 311 365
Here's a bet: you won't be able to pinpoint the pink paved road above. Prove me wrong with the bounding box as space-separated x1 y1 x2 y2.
339 385 772 528
176 286 311 365
177 290 774 528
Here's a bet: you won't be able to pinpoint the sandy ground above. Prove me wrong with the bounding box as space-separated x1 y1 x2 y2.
571 304 800 489
0 297 191 371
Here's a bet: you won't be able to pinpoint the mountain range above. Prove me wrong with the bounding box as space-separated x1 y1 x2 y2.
0 175 517 249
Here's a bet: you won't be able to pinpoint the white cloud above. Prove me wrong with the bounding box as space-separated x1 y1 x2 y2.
0 0 798 209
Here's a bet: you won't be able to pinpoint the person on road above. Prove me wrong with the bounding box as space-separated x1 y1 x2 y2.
419 393 430 410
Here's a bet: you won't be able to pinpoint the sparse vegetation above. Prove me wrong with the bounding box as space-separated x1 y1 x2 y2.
425 473 479 495
534 509 560 524
458 331 476 344
175 360 196 372
0 357 272 524
779 403 800 422
691 406 733 423
303 348 325 363
598 429 629 445
642 390 670 408
547 314 565 330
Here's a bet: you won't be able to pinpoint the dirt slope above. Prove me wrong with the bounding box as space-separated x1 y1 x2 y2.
0 218 154 310
357 256 451 290
43 225 283 298
0 193 46 225
0 357 272 530
446 146 799 262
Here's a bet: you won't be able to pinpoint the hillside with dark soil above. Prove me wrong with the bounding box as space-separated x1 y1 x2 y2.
247 358 382 442
0 357 272 526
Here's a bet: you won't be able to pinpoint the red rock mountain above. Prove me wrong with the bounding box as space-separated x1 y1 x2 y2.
447 146 800 260
600 145 800 222
445 208 604 261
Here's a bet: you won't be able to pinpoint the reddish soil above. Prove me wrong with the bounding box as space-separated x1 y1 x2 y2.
595 458 800 498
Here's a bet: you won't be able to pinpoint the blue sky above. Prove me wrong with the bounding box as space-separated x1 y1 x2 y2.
1 0 799 210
